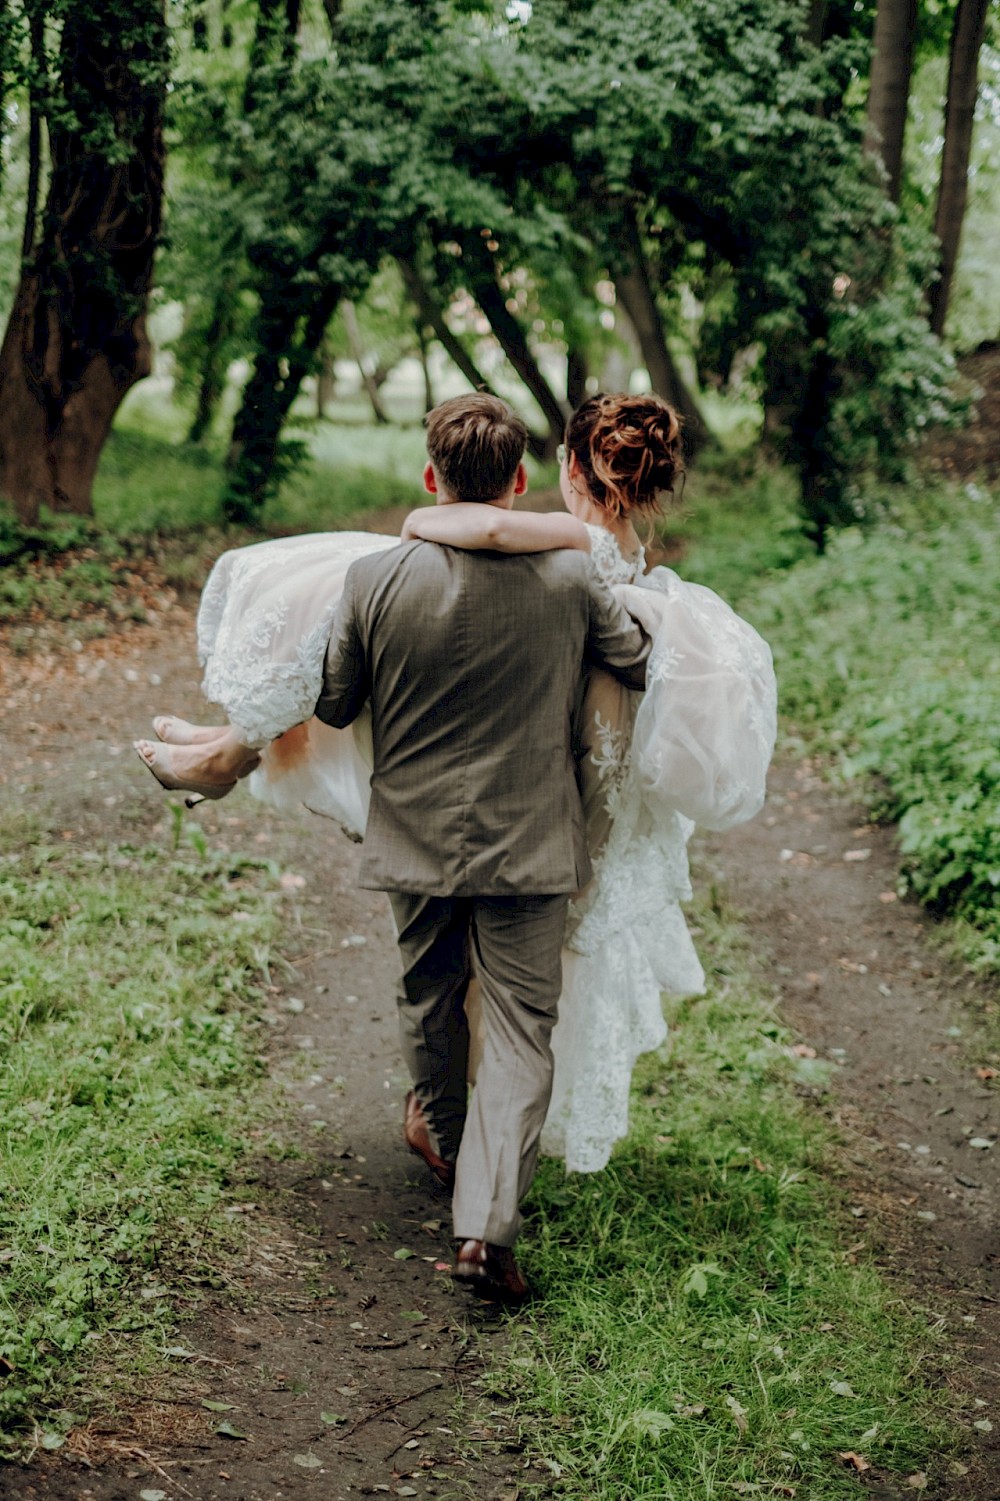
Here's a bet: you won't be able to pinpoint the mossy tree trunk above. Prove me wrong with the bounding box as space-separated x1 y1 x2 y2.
0 3 167 525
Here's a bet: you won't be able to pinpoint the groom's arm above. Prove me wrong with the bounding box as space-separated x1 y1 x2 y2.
584 574 651 690
314 565 371 729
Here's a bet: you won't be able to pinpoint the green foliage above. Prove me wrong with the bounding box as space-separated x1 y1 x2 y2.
0 821 278 1450
744 482 1000 956
668 455 812 607
503 896 953 1497
152 0 959 529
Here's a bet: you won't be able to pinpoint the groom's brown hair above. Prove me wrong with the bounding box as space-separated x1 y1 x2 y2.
424 394 527 503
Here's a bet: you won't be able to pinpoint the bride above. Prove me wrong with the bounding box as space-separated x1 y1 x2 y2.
135 393 776 1173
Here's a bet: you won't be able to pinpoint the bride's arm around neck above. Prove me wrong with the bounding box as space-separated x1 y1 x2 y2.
401 503 590 554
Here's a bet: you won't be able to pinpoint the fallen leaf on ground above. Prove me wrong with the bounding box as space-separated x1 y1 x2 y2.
974 1418 993 1433
140 1491 167 1501
294 1454 322 1469
630 1408 675 1439
905 1474 927 1490
215 1421 247 1440
394 1246 415 1260
843 848 872 862
201 1399 234 1412
837 1452 870 1472
829 1380 856 1398
724 1395 749 1433
321 1412 346 1424
969 1138 994 1150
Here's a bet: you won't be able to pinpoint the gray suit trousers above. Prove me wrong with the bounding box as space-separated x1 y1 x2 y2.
389 892 568 1248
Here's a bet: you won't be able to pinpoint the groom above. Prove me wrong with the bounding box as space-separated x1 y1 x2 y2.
315 394 650 1302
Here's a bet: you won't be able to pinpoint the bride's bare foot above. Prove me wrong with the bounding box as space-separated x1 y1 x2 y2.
154 715 230 747
137 733 261 786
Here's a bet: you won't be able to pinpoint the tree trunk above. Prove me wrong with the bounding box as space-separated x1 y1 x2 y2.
316 333 335 418
188 277 238 443
225 282 341 521
0 4 167 524
566 343 588 409
415 322 434 414
463 237 568 458
342 300 390 423
865 0 917 202
397 254 496 396
805 0 827 47
397 254 549 459
929 0 990 337
613 204 712 456
21 11 44 262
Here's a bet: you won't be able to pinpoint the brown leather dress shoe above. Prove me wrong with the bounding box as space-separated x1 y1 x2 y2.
452 1238 530 1304
403 1091 455 1191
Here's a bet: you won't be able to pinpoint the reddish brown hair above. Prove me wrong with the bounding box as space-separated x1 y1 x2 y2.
424 393 528 502
565 393 683 519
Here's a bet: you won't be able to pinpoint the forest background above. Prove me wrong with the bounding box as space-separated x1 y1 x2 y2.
3 0 1000 1494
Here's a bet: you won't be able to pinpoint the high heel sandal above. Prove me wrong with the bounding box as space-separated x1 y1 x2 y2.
134 741 237 809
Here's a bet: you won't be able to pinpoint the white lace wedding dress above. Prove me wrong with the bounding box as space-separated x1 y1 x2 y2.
195 524 777 1172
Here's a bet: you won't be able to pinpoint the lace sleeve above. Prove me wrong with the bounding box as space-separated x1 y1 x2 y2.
614 568 777 831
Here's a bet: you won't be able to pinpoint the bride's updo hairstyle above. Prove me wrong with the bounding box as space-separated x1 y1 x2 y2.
565 393 683 519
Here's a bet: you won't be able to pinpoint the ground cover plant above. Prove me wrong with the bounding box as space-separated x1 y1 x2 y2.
717 482 1000 972
504 896 954 1499
0 809 278 1456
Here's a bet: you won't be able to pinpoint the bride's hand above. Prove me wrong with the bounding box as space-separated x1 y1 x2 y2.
400 508 431 541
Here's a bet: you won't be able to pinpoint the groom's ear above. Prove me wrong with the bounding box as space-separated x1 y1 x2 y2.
513 462 528 497
423 461 438 496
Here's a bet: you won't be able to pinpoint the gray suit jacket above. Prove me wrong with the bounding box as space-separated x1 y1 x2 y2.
315 540 650 896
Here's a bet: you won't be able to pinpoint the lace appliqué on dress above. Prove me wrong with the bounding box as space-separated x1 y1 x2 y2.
543 525 706 1174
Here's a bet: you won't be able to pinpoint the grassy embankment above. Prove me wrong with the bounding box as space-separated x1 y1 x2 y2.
683 467 1000 976
0 809 279 1457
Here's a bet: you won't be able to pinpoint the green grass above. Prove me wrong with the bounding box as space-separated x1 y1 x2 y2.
94 421 426 536
0 808 279 1456
502 894 958 1499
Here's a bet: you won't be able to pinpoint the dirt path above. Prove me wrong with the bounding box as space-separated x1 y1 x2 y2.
703 758 1000 1491
2 598 999 1496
